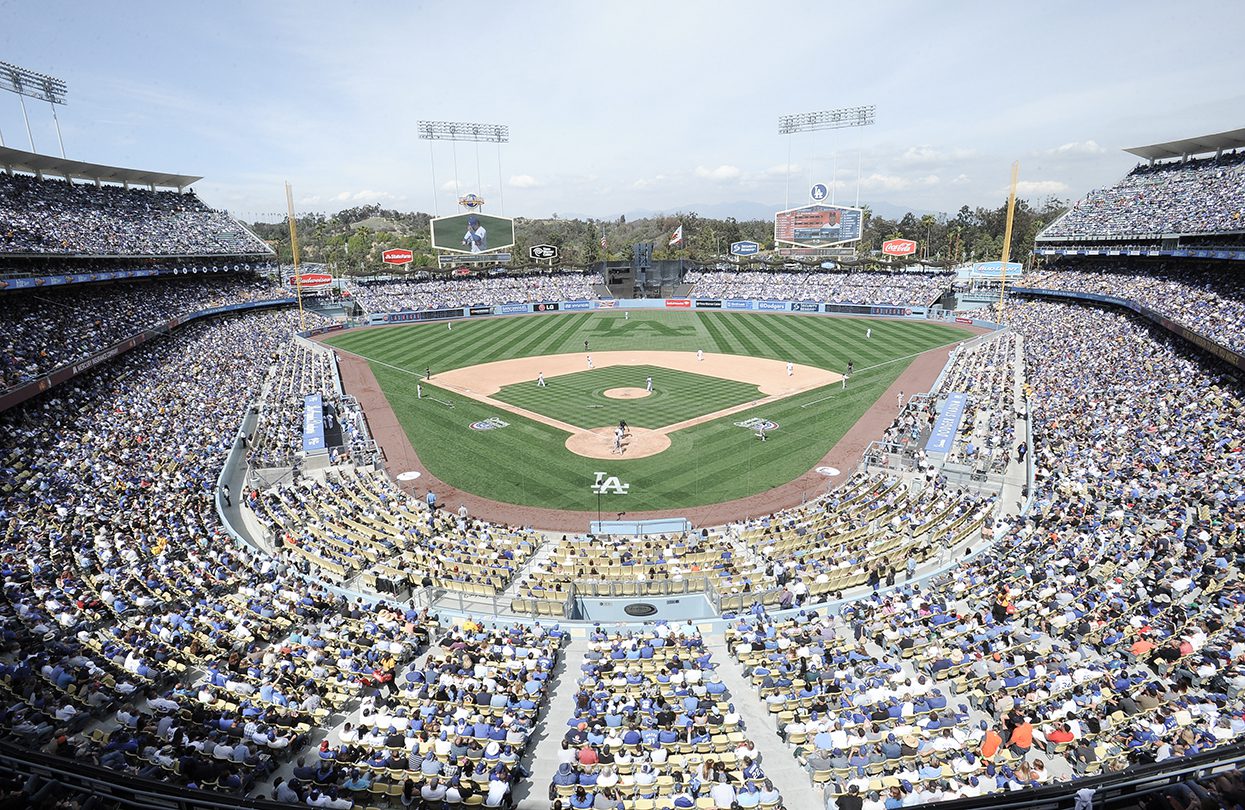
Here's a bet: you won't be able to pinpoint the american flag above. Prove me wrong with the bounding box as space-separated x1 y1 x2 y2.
600 235 607 249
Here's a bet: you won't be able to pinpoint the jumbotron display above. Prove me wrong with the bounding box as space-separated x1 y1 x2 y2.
429 212 516 255
774 202 864 247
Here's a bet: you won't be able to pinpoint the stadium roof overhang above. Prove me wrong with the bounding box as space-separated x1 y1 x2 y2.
1123 128 1245 162
0 146 201 190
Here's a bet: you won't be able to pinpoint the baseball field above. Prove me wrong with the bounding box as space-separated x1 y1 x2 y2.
324 311 968 512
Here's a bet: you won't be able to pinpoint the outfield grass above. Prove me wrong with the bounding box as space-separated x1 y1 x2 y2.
326 311 968 511
493 365 763 430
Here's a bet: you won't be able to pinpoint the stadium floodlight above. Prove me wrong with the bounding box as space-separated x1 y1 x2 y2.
416 121 509 143
778 105 875 134
0 60 68 156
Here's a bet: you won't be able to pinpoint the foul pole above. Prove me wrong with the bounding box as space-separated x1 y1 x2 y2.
997 161 1020 327
285 182 306 330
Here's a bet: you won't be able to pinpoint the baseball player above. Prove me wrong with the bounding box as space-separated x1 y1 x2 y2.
587 355 594 369
897 390 904 409
447 321 452 330
417 383 423 399
786 361 794 377
613 427 624 454
696 349 704 362
461 215 487 253
537 372 546 387
866 327 872 339
645 376 653 392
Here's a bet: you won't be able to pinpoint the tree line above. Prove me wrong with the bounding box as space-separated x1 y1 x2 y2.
247 198 1067 275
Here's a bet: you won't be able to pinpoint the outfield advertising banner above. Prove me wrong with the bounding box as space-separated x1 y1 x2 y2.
775 203 864 247
694 299 722 309
499 303 530 315
468 306 493 316
724 299 753 310
595 300 617 309
791 302 820 312
824 303 914 317
430 212 516 255
757 300 788 311
925 392 969 454
665 299 692 309
380 308 464 323
562 300 592 311
533 302 560 312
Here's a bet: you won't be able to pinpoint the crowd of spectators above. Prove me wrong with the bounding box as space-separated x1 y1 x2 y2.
249 466 539 596
267 617 560 808
731 298 1245 806
1024 260 1245 355
558 623 780 809
0 274 290 391
350 271 604 313
0 173 271 256
1041 151 1245 238
685 270 952 306
0 308 432 799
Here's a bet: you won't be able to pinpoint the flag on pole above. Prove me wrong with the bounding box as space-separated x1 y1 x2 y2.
668 224 683 246
600 235 607 250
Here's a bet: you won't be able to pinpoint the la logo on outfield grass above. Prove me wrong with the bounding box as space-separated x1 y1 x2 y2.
591 472 630 495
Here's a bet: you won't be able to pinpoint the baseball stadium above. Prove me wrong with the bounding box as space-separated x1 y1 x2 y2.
1 6 1244 810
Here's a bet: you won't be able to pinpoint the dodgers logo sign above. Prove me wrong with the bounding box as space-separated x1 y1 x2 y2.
591 472 630 495
734 417 780 432
810 183 828 201
470 417 510 431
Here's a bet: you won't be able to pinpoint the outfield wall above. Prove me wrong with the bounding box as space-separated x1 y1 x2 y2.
362 297 968 324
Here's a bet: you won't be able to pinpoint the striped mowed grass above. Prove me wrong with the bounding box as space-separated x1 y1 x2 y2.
325 311 968 511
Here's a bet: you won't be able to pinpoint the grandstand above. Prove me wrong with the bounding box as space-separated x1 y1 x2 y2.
3 86 1245 810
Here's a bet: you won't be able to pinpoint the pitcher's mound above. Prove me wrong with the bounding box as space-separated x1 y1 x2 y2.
603 387 651 399
565 426 671 459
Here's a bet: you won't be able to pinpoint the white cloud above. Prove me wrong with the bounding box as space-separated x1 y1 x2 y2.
859 173 912 191
508 174 541 189
694 164 742 181
951 174 971 185
632 174 667 189
334 189 403 202
298 195 323 204
763 163 801 177
918 174 941 186
440 180 461 192
1014 179 1069 195
898 146 976 165
1050 140 1105 155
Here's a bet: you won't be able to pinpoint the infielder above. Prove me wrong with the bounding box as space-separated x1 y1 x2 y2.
645 376 653 392
786 361 794 377
537 372 546 387
586 355 594 369
696 349 704 362
417 383 423 399
612 426 624 454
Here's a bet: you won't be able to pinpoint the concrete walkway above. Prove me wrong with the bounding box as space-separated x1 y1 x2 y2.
514 632 590 809
706 633 825 810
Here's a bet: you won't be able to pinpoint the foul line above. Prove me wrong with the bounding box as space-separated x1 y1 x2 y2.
799 347 950 409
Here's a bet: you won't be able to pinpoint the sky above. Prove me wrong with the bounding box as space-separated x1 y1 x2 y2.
2 0 1242 222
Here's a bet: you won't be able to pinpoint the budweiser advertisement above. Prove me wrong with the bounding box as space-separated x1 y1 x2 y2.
881 238 918 257
382 248 415 265
288 272 333 289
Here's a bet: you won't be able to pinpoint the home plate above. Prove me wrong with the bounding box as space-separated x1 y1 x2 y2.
816 467 840 477
396 471 422 482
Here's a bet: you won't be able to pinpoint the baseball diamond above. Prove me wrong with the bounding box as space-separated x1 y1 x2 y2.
323 310 969 514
